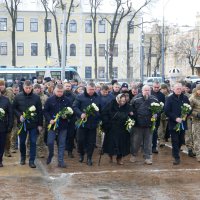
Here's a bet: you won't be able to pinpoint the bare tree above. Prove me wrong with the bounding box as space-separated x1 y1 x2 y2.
90 0 102 80
41 0 49 61
103 0 132 79
126 0 152 81
174 31 200 75
4 0 21 66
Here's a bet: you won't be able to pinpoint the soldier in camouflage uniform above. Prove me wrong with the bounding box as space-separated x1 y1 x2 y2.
189 85 200 161
33 84 48 158
183 83 195 157
0 81 15 157
10 84 20 153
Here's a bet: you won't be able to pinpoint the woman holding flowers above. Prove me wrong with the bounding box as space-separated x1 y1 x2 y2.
101 94 132 165
189 84 200 162
165 83 191 165
44 84 72 168
73 82 101 166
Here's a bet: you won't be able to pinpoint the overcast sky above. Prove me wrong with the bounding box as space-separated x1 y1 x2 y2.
149 0 200 26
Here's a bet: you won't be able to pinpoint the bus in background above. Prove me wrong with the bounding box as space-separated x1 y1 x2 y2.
0 66 81 85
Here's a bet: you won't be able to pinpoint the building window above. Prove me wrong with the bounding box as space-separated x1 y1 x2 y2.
85 20 92 33
69 20 77 32
31 43 38 56
129 44 133 57
30 18 38 32
47 43 51 57
0 42 7 55
113 44 118 57
17 42 24 56
98 20 105 33
44 19 51 32
99 44 105 57
85 44 92 56
70 44 76 56
128 21 134 33
98 66 105 79
85 66 92 79
113 67 118 79
16 18 24 31
113 20 118 33
0 18 7 31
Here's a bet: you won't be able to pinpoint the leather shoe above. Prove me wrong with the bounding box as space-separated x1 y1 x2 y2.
87 158 93 166
68 152 74 158
79 155 84 163
116 158 124 165
29 162 36 168
58 163 67 168
173 159 180 165
46 156 52 165
0 162 3 167
152 148 159 154
20 159 26 165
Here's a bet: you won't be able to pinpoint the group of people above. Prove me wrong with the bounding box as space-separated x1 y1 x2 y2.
0 76 199 168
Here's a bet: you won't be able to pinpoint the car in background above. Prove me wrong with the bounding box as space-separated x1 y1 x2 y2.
184 75 200 83
143 77 163 86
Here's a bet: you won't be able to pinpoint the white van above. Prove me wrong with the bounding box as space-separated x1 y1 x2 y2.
143 77 162 86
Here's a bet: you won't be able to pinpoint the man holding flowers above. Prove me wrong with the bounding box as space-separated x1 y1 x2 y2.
165 83 191 165
13 80 43 168
73 82 101 166
44 84 72 168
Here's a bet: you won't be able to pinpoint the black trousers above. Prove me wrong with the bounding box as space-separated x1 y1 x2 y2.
0 132 7 162
170 130 185 160
77 127 96 159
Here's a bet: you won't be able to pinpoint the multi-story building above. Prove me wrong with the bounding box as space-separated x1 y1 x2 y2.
0 0 141 81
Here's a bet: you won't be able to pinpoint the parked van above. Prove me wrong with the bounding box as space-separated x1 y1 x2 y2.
143 77 162 86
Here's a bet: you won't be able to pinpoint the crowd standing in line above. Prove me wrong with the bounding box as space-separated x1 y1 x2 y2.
0 76 197 168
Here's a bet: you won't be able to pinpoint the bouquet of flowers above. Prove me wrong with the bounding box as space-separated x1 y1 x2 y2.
125 117 135 133
48 107 73 131
75 103 99 128
174 103 192 132
18 105 37 135
0 108 5 120
150 102 164 132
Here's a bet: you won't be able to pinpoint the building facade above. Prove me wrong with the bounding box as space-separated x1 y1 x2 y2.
0 0 141 81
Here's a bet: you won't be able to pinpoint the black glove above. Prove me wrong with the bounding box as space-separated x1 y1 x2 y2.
197 113 200 118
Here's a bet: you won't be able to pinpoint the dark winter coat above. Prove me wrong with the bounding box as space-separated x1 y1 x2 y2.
64 91 75 105
98 93 114 111
43 95 72 131
0 96 13 132
164 93 190 130
131 93 158 128
13 90 43 130
101 99 131 156
73 90 101 129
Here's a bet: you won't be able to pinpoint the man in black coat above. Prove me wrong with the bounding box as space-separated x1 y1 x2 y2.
0 94 13 167
64 81 76 158
44 84 72 168
130 85 158 165
73 82 101 166
151 81 165 153
165 83 190 165
13 80 43 168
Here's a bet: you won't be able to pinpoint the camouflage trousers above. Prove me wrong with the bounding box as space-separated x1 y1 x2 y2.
158 119 167 145
193 120 200 160
185 119 194 152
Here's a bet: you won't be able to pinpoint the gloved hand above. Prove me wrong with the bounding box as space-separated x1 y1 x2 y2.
196 113 200 118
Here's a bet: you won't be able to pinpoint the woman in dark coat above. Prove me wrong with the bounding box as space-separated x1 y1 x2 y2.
102 94 132 165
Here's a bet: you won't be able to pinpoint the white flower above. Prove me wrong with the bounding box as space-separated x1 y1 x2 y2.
160 102 164 107
0 108 5 114
29 106 36 112
92 103 99 111
31 113 34 116
67 107 73 114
